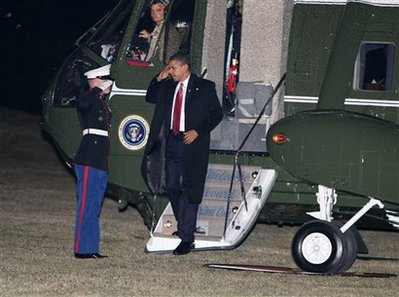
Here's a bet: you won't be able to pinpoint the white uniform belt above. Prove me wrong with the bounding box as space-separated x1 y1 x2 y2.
82 128 109 137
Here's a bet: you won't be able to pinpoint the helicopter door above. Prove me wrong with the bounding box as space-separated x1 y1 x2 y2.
111 0 195 86
107 0 196 192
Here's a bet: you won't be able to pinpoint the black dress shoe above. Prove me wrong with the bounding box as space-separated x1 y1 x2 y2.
173 241 194 255
74 253 108 259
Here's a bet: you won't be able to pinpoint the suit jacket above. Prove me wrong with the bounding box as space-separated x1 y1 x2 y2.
141 73 223 203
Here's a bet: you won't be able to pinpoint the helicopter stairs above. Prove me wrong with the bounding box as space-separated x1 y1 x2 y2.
146 164 277 253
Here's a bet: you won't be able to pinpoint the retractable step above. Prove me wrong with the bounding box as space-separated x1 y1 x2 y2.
146 164 277 253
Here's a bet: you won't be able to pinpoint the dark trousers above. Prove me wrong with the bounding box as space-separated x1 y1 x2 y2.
165 132 199 243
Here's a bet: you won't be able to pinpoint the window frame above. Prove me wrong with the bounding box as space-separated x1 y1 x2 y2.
353 42 396 92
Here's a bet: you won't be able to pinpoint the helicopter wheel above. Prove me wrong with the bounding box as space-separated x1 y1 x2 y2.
291 220 353 273
332 221 358 272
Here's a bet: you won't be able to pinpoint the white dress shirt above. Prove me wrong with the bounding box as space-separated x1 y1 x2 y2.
170 76 190 132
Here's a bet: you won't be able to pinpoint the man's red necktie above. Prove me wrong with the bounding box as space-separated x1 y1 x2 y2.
172 83 184 135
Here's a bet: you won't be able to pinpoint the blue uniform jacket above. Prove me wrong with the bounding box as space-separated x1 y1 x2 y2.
73 87 111 172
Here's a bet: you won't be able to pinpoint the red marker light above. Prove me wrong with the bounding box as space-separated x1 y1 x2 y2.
272 133 289 144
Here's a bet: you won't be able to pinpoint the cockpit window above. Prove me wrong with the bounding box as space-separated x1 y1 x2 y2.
126 0 194 66
87 0 135 62
355 43 395 91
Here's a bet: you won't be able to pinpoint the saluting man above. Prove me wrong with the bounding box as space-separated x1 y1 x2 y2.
142 53 223 255
73 64 113 259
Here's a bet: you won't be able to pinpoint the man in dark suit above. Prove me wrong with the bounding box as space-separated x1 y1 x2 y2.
142 53 223 255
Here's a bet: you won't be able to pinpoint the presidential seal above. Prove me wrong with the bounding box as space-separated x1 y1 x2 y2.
118 115 149 150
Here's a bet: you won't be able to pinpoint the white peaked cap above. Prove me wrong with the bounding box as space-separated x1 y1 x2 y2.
84 64 111 79
151 0 170 5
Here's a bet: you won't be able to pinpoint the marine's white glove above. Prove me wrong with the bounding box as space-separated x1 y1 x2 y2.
98 80 114 91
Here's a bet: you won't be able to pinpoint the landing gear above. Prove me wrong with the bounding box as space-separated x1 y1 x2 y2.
292 186 384 273
334 222 358 272
292 220 357 273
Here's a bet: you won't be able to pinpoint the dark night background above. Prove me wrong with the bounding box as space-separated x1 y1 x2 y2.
1 0 119 114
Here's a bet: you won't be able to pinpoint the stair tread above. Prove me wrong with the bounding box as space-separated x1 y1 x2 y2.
152 232 222 242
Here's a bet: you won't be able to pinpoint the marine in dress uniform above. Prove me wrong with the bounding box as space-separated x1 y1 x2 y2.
73 64 113 259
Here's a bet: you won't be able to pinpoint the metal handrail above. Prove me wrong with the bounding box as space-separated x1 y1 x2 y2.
222 73 287 239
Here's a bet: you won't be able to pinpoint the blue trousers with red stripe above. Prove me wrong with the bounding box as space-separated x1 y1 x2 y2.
74 164 108 254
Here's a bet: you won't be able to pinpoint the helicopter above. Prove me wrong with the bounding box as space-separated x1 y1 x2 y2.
41 0 398 273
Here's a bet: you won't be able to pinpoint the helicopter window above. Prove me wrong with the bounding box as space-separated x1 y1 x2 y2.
126 0 194 67
53 55 98 108
87 0 136 62
355 43 395 91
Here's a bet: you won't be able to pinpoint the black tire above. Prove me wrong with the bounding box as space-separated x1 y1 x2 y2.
332 221 358 272
291 220 348 273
